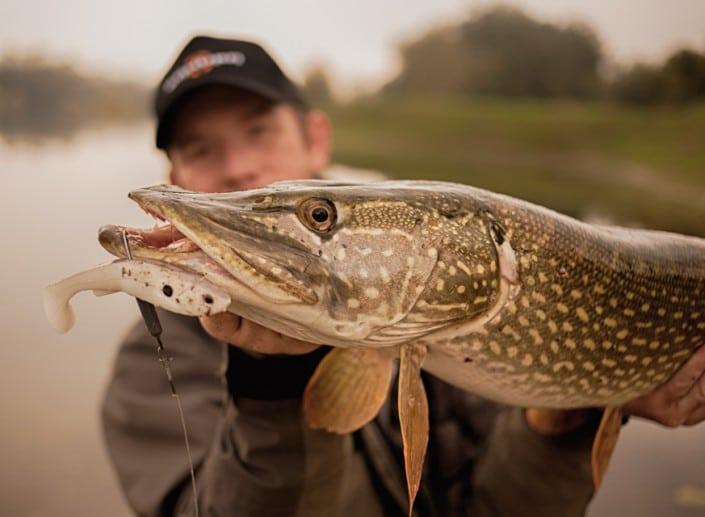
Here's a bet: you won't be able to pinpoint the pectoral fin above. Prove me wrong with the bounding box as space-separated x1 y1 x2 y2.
591 406 623 489
304 348 393 433
398 344 429 516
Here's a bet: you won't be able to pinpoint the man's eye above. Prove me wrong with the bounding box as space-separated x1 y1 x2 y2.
185 145 212 159
248 123 270 138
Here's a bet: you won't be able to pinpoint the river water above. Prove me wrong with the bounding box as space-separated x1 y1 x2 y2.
0 124 703 516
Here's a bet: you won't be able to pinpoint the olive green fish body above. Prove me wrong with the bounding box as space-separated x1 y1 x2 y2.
420 188 705 408
100 180 705 410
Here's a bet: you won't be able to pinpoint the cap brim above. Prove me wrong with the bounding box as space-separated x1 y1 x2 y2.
155 72 304 149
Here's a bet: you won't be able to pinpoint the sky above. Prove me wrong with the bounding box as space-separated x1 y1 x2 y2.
2 0 705 95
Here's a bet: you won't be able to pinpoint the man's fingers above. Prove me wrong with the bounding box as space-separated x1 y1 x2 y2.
235 318 317 354
200 313 242 343
525 408 590 436
622 346 705 428
276 333 321 354
200 313 319 355
232 319 282 354
676 369 705 420
664 345 705 398
684 403 705 426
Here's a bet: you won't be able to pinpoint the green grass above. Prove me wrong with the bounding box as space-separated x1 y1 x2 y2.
327 97 705 236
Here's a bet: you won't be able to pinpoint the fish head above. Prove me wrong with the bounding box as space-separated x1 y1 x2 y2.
99 181 508 347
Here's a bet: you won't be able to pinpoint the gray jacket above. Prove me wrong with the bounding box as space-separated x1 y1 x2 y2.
102 310 597 516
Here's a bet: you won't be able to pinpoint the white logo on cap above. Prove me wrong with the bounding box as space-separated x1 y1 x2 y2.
162 50 247 93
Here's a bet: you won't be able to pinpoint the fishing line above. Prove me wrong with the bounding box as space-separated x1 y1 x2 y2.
122 231 200 516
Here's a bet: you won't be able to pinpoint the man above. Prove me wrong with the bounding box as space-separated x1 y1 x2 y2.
102 36 705 516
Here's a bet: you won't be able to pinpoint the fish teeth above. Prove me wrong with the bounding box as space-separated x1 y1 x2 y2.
145 208 167 222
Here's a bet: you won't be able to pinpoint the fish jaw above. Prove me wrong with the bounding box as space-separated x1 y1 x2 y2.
98 223 245 300
126 186 321 306
98 225 342 347
100 181 506 347
119 185 406 344
101 186 380 345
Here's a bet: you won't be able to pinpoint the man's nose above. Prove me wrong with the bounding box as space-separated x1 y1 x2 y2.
221 146 259 190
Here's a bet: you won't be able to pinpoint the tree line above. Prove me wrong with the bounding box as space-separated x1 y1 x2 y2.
0 57 150 139
611 50 705 105
304 6 705 106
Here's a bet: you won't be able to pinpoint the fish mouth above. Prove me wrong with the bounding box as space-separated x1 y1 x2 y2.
99 220 200 255
98 185 320 306
99 221 205 261
98 221 244 302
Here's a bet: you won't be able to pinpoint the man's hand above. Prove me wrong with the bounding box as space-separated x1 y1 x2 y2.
199 312 320 355
525 408 591 436
623 345 705 427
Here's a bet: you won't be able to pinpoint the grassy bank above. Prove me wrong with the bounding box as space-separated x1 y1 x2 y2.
328 97 705 236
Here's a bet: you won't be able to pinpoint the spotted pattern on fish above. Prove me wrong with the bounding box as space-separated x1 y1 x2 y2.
425 193 705 407
109 181 705 410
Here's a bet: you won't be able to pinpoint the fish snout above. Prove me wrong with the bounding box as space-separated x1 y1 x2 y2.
98 224 124 256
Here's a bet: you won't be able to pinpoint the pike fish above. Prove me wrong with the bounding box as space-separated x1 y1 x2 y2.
66 180 705 513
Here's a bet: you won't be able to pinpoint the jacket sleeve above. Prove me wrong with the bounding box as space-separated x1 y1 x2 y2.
175 397 352 516
467 407 599 517
101 311 353 517
172 345 354 516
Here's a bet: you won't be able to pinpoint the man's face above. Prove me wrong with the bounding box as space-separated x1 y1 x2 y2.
167 86 330 192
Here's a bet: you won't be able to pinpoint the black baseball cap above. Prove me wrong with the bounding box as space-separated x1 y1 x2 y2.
154 36 308 149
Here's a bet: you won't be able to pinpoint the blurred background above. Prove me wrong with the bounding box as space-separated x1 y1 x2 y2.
2 1 705 515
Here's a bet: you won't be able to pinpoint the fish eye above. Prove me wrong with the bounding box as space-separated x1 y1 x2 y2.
298 198 337 233
312 207 328 222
